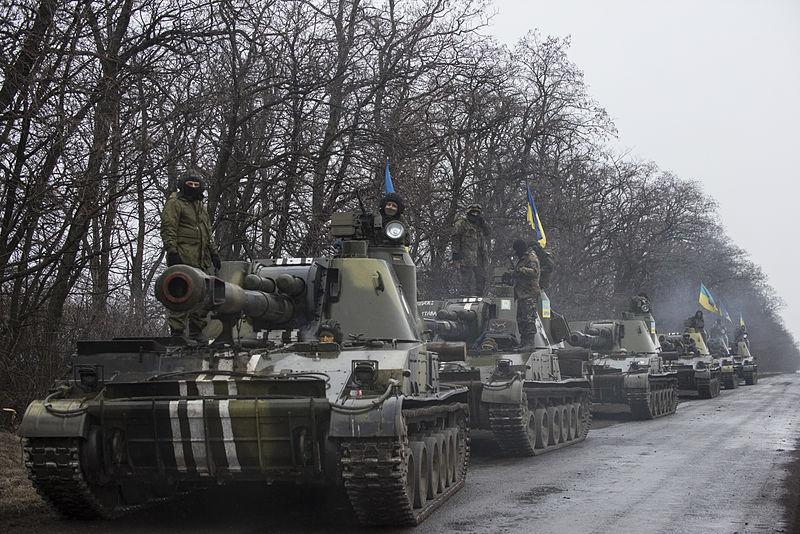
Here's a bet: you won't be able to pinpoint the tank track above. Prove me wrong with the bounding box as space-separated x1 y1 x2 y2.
744 370 758 385
24 437 126 519
721 373 739 390
698 377 721 399
340 403 469 526
629 380 678 420
487 389 591 457
24 437 179 519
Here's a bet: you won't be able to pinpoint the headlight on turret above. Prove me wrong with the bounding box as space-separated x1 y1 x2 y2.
384 220 406 241
352 360 378 387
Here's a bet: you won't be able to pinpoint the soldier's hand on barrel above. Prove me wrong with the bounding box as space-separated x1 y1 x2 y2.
166 251 182 266
211 253 221 273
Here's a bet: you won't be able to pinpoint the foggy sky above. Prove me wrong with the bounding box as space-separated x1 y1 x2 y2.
488 0 800 340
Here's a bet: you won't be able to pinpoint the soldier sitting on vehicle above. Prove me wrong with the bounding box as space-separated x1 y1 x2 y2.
512 239 541 347
685 310 708 342
375 192 411 246
734 325 749 347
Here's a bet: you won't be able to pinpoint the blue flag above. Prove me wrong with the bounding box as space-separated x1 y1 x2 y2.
526 186 546 248
384 160 395 193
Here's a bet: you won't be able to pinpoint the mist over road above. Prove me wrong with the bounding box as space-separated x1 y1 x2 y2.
4 376 798 534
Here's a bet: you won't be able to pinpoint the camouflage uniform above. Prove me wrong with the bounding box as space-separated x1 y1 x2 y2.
160 191 218 335
514 248 541 345
531 242 555 289
451 212 490 295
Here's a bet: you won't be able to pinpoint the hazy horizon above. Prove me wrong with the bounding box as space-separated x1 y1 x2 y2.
488 0 800 341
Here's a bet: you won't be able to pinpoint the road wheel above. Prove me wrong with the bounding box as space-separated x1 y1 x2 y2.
561 405 571 441
409 442 428 508
548 406 562 445
533 408 548 449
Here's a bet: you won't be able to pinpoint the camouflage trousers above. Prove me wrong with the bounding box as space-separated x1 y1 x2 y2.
457 264 487 297
167 262 211 336
168 309 207 336
517 297 538 345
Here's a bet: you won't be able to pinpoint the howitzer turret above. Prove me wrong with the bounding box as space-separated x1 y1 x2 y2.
568 328 615 351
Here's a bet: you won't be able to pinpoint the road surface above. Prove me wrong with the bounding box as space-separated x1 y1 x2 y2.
3 375 798 533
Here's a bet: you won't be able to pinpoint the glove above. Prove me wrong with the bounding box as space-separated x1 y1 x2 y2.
166 251 182 266
451 251 461 262
211 254 221 272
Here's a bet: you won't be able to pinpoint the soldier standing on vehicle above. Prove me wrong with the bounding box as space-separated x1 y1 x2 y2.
160 172 221 343
512 239 541 347
451 204 490 296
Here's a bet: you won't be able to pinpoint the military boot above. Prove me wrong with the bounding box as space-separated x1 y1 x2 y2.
188 326 208 346
170 327 189 346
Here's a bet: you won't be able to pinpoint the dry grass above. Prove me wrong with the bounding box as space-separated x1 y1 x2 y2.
0 431 54 525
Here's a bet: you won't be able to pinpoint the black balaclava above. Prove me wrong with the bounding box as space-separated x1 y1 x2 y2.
466 204 483 224
179 173 205 201
512 239 528 256
379 192 405 220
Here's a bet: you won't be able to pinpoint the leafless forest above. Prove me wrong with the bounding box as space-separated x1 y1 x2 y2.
0 0 797 420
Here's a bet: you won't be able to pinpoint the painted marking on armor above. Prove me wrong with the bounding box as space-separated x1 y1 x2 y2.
196 378 214 397
501 299 511 310
186 399 209 475
179 381 188 397
218 400 241 472
217 358 234 371
464 303 473 311
168 401 187 472
227 379 238 396
247 354 260 373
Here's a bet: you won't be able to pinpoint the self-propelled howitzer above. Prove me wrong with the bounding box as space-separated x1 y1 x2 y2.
564 314 678 420
420 278 592 457
660 328 722 398
18 211 470 527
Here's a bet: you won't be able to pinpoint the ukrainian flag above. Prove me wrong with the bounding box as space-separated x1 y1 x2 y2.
739 314 746 328
698 283 720 315
526 186 546 248
720 302 732 323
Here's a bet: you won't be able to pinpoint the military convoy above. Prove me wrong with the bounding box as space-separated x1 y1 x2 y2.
420 277 592 457
16 193 763 526
18 210 469 526
565 298 678 420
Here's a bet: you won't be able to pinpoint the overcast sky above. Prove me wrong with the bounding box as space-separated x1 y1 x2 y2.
488 0 800 339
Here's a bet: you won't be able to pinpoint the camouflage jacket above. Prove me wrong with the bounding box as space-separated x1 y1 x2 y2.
451 217 489 268
160 192 218 270
513 250 540 300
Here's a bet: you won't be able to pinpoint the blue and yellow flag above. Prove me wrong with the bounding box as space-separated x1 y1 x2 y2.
739 313 746 328
719 302 732 323
698 283 720 315
526 186 546 248
384 160 395 193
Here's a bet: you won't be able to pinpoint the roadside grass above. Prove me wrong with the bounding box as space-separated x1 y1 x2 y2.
0 431 53 524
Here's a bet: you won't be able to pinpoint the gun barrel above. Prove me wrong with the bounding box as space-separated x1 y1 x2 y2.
155 265 296 323
424 317 471 341
568 329 614 350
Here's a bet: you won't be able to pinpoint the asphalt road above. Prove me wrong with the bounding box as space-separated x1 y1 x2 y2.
5 375 798 534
